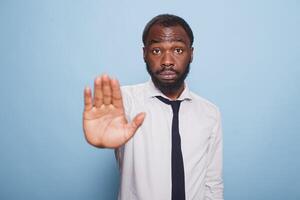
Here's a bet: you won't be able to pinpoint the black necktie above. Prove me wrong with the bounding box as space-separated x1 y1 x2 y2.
156 96 186 200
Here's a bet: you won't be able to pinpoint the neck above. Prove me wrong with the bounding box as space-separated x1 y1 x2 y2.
161 84 185 100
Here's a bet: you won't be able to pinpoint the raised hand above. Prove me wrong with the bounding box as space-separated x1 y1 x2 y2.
83 74 145 148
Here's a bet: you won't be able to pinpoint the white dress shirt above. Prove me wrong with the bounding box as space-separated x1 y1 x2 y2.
115 80 223 200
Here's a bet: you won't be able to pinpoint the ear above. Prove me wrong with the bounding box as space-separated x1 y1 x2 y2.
143 47 146 63
190 47 194 63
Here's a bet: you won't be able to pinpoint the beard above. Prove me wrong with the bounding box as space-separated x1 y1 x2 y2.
146 62 190 94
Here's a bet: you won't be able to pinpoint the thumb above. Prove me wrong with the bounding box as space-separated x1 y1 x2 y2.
132 112 146 128
125 112 146 140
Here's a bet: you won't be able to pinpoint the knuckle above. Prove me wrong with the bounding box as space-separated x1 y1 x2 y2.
94 96 103 102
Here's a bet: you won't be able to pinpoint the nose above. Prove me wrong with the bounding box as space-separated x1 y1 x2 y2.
161 51 174 67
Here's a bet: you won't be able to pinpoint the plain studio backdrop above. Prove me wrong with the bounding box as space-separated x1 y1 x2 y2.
0 0 299 199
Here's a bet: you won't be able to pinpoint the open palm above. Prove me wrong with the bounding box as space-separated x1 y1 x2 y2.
83 75 145 148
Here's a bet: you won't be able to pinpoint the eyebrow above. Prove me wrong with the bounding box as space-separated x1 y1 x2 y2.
147 38 187 45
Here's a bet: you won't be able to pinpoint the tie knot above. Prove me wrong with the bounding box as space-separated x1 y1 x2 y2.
156 96 182 114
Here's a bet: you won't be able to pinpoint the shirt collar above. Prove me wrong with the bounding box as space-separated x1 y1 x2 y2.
146 79 193 101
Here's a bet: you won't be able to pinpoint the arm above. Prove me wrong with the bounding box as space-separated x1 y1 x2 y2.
82 74 145 148
205 109 224 200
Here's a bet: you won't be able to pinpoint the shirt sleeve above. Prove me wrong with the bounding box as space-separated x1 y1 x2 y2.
204 109 224 200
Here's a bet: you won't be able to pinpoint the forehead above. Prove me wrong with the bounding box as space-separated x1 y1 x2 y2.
145 24 191 46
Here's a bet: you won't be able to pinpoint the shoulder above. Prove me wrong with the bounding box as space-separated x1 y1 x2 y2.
121 82 148 95
189 91 221 119
120 82 149 111
120 82 149 103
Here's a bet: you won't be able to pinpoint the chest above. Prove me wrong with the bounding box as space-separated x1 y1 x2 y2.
129 100 216 157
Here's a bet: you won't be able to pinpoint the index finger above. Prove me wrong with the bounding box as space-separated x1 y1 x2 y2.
111 78 124 109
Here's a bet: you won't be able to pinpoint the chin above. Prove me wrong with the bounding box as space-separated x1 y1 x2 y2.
146 62 191 93
159 78 177 84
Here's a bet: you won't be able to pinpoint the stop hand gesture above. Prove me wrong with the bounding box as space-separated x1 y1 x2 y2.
83 75 145 148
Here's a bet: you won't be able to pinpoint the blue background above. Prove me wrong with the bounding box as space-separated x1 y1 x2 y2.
0 0 299 199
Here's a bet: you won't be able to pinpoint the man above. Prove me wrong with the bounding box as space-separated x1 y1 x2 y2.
83 14 223 200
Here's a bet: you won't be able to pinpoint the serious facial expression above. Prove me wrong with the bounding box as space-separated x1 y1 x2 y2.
143 24 193 93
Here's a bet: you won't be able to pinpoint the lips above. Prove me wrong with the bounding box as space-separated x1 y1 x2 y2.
158 70 177 80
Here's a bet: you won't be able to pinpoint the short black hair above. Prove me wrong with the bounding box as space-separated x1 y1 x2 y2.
142 14 194 47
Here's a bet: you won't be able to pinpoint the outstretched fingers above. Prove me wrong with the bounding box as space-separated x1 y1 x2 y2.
90 75 122 109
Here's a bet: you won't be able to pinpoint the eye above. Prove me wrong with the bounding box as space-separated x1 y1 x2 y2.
151 48 161 55
174 48 183 54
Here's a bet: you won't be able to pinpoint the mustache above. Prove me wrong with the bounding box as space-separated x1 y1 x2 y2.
155 66 179 75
